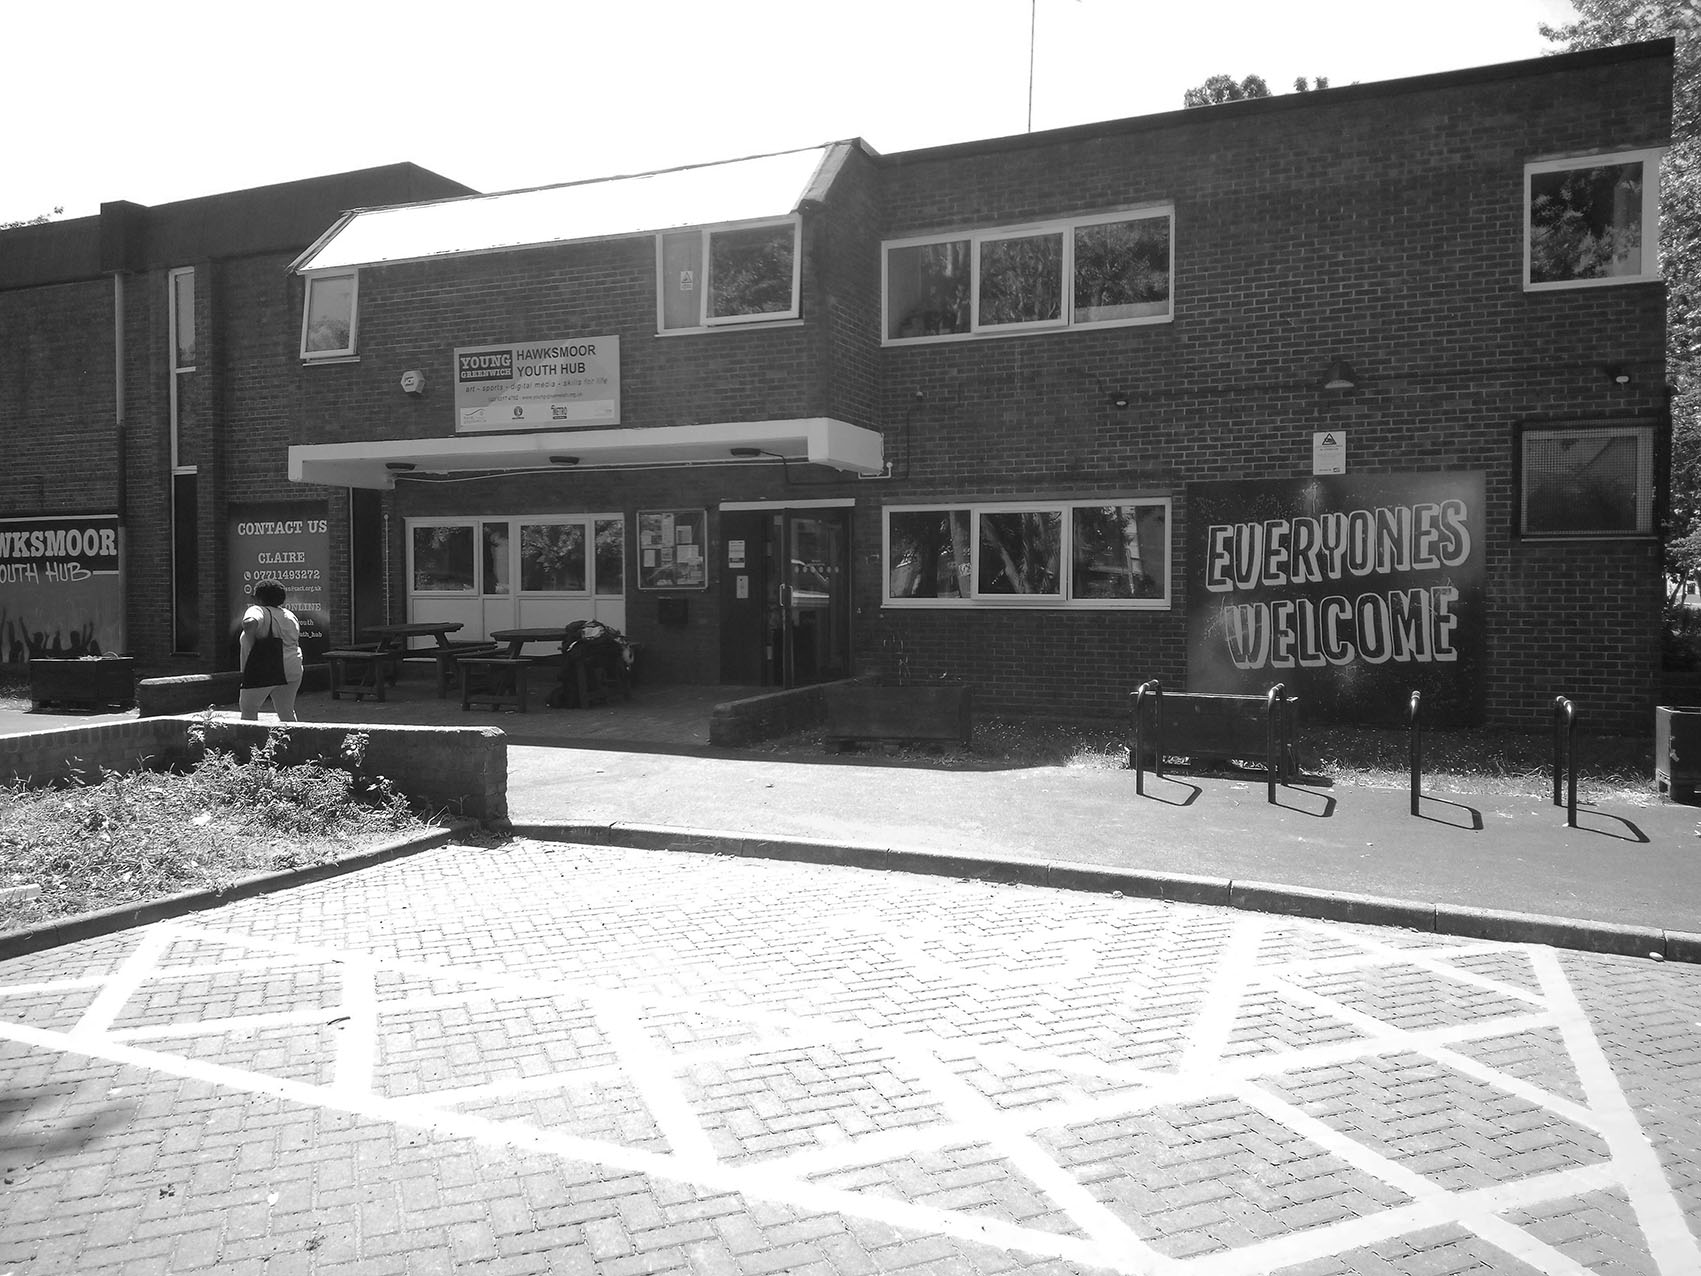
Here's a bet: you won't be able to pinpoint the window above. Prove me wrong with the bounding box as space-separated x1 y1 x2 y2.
411 516 625 594
170 268 195 371
884 207 1172 344
300 270 358 359
885 500 1170 608
1526 149 1663 289
520 522 586 592
1519 424 1655 537
657 219 800 331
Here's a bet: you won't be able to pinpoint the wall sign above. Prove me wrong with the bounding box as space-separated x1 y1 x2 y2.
227 501 331 642
454 335 620 432
1185 473 1486 725
637 509 707 590
0 513 123 660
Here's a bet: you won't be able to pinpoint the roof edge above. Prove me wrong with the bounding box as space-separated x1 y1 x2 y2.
879 38 1677 168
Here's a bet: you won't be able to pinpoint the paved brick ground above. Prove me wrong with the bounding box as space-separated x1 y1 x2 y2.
2 839 1699 1274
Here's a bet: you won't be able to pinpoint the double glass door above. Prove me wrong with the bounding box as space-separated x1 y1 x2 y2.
720 506 851 688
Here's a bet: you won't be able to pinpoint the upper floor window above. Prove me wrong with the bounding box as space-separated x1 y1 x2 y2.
885 499 1170 609
300 269 358 360
169 267 195 370
1525 149 1663 290
884 207 1172 344
657 218 801 332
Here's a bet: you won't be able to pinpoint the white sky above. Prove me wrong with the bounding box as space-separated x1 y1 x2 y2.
1 0 1583 227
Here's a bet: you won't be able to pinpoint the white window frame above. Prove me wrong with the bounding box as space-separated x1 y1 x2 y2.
1518 423 1656 539
882 205 1174 346
1524 148 1664 291
407 515 625 596
883 498 1172 610
167 267 195 473
655 216 802 334
299 268 359 361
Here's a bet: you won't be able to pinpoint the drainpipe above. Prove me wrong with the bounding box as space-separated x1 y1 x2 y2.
113 270 128 655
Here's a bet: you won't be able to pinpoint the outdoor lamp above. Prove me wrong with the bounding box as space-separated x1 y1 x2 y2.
1321 360 1358 391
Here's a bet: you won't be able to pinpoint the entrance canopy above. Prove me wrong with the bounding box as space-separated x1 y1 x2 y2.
288 418 885 489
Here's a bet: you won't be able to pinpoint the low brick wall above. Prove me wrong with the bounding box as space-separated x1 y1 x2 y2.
0 716 507 824
137 665 331 715
708 677 874 747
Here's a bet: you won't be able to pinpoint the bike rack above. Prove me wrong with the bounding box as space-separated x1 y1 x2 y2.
1408 690 1423 816
1264 683 1287 805
1129 680 1163 795
1552 695 1578 828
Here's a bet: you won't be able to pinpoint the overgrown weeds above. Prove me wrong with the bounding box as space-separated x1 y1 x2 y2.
1 717 428 934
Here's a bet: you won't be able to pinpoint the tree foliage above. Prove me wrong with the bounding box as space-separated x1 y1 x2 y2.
1542 2 1699 597
0 206 63 229
1182 74 1272 107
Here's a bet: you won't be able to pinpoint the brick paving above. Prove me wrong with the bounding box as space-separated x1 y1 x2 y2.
1 839 1699 1274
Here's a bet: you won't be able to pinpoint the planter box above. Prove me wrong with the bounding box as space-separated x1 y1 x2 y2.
824 682 972 749
29 657 137 712
1132 689 1300 778
1655 705 1701 803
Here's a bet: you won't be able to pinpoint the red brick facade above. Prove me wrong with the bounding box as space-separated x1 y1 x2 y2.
0 45 1674 731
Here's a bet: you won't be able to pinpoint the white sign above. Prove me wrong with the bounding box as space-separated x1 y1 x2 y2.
1312 430 1346 475
454 336 620 432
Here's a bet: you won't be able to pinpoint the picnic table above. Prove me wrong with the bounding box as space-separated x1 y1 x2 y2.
458 627 566 713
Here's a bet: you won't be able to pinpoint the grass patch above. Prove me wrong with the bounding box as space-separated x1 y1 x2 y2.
1 716 432 935
773 713 1658 803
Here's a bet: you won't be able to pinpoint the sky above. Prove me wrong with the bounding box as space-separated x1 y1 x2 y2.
1 0 1585 227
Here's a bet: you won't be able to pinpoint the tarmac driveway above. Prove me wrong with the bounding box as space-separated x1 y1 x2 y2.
2 838 1699 1274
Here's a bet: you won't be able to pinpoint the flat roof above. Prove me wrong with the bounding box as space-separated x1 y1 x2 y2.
292 144 844 273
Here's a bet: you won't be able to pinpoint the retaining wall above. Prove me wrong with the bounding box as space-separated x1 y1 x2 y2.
0 716 507 823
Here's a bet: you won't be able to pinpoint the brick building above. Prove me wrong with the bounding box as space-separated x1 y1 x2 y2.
0 164 473 670
0 41 1675 731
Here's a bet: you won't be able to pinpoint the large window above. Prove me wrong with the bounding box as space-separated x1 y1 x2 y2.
300 270 358 360
884 207 1172 344
1526 149 1663 290
1519 424 1655 538
412 516 625 594
885 500 1170 608
657 219 800 332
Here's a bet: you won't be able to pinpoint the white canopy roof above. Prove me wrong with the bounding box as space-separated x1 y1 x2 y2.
292 145 845 272
288 418 885 490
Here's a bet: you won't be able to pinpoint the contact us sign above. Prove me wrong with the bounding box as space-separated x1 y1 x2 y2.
1185 473 1486 725
454 336 620 432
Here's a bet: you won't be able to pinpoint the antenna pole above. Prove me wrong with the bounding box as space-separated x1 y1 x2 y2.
1027 0 1036 132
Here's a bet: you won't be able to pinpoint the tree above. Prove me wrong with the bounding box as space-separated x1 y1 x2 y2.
1293 76 1330 91
1182 74 1272 107
1541 3 1699 607
0 206 63 229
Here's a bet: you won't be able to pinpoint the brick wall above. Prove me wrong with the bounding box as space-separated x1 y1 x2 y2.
855 45 1672 731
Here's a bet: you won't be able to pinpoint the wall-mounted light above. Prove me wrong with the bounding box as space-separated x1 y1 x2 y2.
549 455 580 465
399 370 426 396
384 461 416 472
730 446 781 459
1108 391 1131 409
1321 360 1358 391
1606 365 1631 386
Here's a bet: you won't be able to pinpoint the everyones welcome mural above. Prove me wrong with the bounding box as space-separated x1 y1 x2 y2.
1185 474 1486 725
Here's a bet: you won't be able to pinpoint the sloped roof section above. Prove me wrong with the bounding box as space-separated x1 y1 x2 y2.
293 144 846 273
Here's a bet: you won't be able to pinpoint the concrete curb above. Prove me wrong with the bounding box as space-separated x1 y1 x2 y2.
0 827 459 962
512 821 1697 964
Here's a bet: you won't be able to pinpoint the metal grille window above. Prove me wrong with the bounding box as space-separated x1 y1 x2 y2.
1519 424 1655 537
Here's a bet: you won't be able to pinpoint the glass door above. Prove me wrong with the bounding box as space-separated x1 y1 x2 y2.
783 510 850 685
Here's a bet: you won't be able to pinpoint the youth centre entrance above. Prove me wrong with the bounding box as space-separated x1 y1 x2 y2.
719 503 851 688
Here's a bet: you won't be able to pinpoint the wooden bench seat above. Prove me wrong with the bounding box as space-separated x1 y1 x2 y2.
324 649 392 702
459 656 532 713
429 643 503 698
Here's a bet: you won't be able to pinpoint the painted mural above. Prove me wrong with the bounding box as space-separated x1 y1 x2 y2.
0 514 124 663
1185 473 1487 726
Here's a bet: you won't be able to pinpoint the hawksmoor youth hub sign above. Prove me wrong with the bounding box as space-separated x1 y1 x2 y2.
1184 473 1486 725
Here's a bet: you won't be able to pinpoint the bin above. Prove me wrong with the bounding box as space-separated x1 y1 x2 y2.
1654 705 1701 803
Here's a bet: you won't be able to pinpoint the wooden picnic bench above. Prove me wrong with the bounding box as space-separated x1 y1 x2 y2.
324 648 393 702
